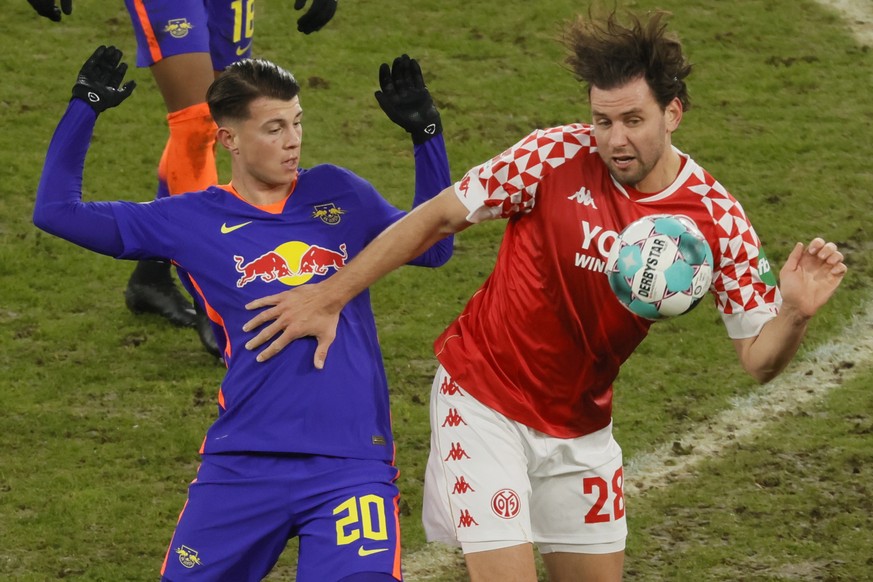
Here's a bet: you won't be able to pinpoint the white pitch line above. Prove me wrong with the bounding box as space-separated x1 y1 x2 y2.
403 2 872 578
623 0 873 496
625 305 873 496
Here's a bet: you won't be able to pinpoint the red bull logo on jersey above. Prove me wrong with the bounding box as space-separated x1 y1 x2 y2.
298 243 348 275
234 242 348 288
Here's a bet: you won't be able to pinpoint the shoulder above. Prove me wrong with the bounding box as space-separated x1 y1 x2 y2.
508 123 596 157
679 157 748 223
299 164 364 184
297 164 380 203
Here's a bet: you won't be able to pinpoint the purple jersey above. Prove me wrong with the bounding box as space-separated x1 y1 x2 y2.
125 0 254 69
34 100 453 462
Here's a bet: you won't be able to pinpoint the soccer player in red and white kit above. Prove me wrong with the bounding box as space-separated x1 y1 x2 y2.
242 10 847 582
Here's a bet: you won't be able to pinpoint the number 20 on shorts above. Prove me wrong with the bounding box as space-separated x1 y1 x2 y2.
583 467 625 524
333 495 389 545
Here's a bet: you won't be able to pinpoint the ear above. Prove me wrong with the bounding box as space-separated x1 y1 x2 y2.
216 125 239 154
665 97 683 132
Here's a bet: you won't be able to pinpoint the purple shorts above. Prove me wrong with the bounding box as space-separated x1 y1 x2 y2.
160 453 403 581
124 0 254 70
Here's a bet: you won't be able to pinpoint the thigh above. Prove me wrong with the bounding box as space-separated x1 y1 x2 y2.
422 366 533 549
296 457 403 582
124 0 211 67
205 0 255 69
530 430 626 549
161 454 294 581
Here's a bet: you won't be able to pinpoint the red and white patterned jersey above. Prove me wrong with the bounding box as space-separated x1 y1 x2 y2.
435 124 781 438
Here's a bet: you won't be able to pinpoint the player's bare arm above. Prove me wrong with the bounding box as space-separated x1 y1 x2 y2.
244 187 471 366
732 237 847 383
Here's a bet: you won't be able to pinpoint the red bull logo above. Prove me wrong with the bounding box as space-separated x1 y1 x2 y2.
298 243 348 275
234 251 294 287
234 242 348 288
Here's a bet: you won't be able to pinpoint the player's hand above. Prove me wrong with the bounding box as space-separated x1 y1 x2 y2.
27 0 72 22
72 46 136 114
294 0 337 34
243 285 341 368
375 54 443 145
778 238 847 318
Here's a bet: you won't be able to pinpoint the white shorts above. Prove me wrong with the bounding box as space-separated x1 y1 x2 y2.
422 366 627 555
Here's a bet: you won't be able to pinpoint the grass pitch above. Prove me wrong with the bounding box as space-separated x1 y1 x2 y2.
1 0 872 580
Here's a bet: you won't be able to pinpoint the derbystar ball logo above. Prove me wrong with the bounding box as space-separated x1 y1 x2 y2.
234 242 348 288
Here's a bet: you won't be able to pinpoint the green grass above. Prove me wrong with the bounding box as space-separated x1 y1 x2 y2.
2 0 872 580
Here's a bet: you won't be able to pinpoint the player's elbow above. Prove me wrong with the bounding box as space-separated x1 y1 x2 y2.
33 204 57 235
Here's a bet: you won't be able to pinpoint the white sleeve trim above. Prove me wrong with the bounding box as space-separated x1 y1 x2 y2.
720 303 780 339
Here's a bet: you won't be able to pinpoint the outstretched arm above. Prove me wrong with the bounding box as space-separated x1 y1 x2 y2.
33 46 137 255
376 53 453 267
244 186 471 366
732 238 847 382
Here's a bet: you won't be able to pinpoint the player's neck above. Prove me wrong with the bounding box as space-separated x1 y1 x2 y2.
231 174 296 207
634 148 682 193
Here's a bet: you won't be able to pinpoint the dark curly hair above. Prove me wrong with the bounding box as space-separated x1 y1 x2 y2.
564 9 692 111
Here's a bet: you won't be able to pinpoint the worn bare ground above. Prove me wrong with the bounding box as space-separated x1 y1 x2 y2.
402 2 873 579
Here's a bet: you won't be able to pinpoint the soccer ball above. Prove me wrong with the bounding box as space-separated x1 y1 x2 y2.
605 214 714 320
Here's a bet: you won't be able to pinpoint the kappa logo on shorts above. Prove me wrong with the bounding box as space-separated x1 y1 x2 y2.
491 488 521 519
443 442 470 461
441 408 467 427
439 376 465 396
452 476 475 494
175 545 203 568
457 509 479 528
164 18 194 39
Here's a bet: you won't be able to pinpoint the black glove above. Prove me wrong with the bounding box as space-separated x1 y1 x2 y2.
375 54 442 145
294 0 337 34
71 46 136 114
27 0 72 22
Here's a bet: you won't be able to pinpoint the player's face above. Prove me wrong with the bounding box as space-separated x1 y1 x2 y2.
590 76 682 192
234 96 304 188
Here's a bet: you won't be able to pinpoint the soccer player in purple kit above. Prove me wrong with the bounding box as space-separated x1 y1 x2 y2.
33 45 450 581
27 0 339 357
